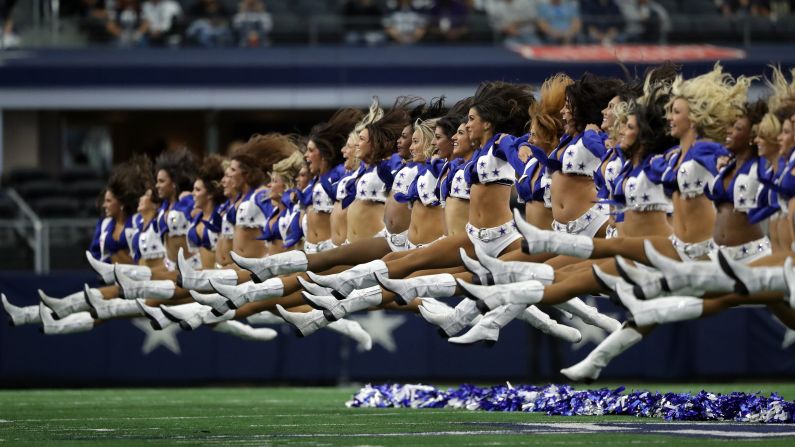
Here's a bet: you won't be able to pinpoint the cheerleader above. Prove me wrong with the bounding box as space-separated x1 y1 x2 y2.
187 155 227 269
2 156 152 326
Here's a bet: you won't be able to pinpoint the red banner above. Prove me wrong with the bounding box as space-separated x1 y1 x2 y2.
512 45 746 63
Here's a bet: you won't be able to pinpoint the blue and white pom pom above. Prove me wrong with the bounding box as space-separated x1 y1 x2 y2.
346 384 795 423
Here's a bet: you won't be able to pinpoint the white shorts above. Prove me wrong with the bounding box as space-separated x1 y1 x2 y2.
669 234 717 262
304 239 335 254
466 221 522 258
378 228 409 253
551 203 610 238
712 236 772 264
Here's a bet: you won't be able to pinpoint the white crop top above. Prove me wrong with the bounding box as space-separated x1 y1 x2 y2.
392 164 420 199
236 190 268 228
355 169 388 203
449 168 470 200
311 181 334 213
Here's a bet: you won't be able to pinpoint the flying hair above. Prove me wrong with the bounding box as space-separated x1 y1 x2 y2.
669 63 754 142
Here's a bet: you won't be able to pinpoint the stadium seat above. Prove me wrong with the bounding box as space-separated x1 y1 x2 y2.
2 167 52 188
59 166 102 184
16 180 64 202
271 13 309 44
67 179 106 201
32 197 81 219
467 12 496 44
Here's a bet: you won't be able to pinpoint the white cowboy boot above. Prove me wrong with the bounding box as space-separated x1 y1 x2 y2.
302 286 383 321
467 245 555 285
327 319 373 351
213 320 278 341
591 264 630 293
276 304 329 336
38 290 89 320
39 305 94 335
555 298 622 333
456 279 544 312
246 310 285 325
116 268 176 300
296 275 334 296
418 298 479 337
188 290 230 315
616 286 703 327
135 299 175 330
161 303 234 331
448 303 526 345
459 248 494 285
231 250 308 283
374 272 457 305
159 302 210 330
560 326 643 382
513 208 593 258
2 294 41 326
307 260 388 296
519 306 582 343
643 240 733 296
176 248 238 292
784 257 795 309
211 278 284 309
85 293 142 320
86 251 151 284
718 249 784 295
614 256 663 291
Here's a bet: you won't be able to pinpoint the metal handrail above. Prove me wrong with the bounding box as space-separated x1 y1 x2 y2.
4 189 97 273
6 188 46 273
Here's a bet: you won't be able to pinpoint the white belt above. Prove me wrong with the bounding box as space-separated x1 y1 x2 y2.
721 236 771 262
465 222 518 242
669 234 716 260
551 203 608 234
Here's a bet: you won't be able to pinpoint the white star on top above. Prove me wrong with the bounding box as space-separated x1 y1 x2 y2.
350 311 406 352
132 318 182 355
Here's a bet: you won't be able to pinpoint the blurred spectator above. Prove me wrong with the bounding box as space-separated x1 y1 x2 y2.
342 0 387 45
485 0 540 46
1 0 18 48
427 0 470 42
186 0 233 47
140 0 183 46
537 0 582 44
78 0 114 43
615 0 667 42
716 0 771 16
79 0 145 47
580 0 625 44
383 0 429 44
232 0 273 47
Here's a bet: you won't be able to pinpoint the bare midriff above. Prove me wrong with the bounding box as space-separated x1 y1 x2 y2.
444 197 469 236
671 193 716 243
233 226 266 258
305 207 331 244
621 210 672 238
330 202 348 246
347 200 386 242
408 204 445 245
215 237 233 267
468 183 513 229
524 201 553 230
550 172 597 224
713 203 764 246
384 193 411 234
165 236 190 264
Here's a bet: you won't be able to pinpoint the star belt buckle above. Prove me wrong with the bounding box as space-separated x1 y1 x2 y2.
477 228 489 241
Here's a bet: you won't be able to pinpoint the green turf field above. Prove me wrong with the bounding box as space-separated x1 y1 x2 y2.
1 384 795 446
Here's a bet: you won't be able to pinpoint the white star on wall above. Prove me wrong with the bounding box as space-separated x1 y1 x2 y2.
350 311 407 352
132 318 182 355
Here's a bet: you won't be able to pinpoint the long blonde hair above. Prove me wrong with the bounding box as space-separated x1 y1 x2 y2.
413 117 439 160
668 63 753 142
